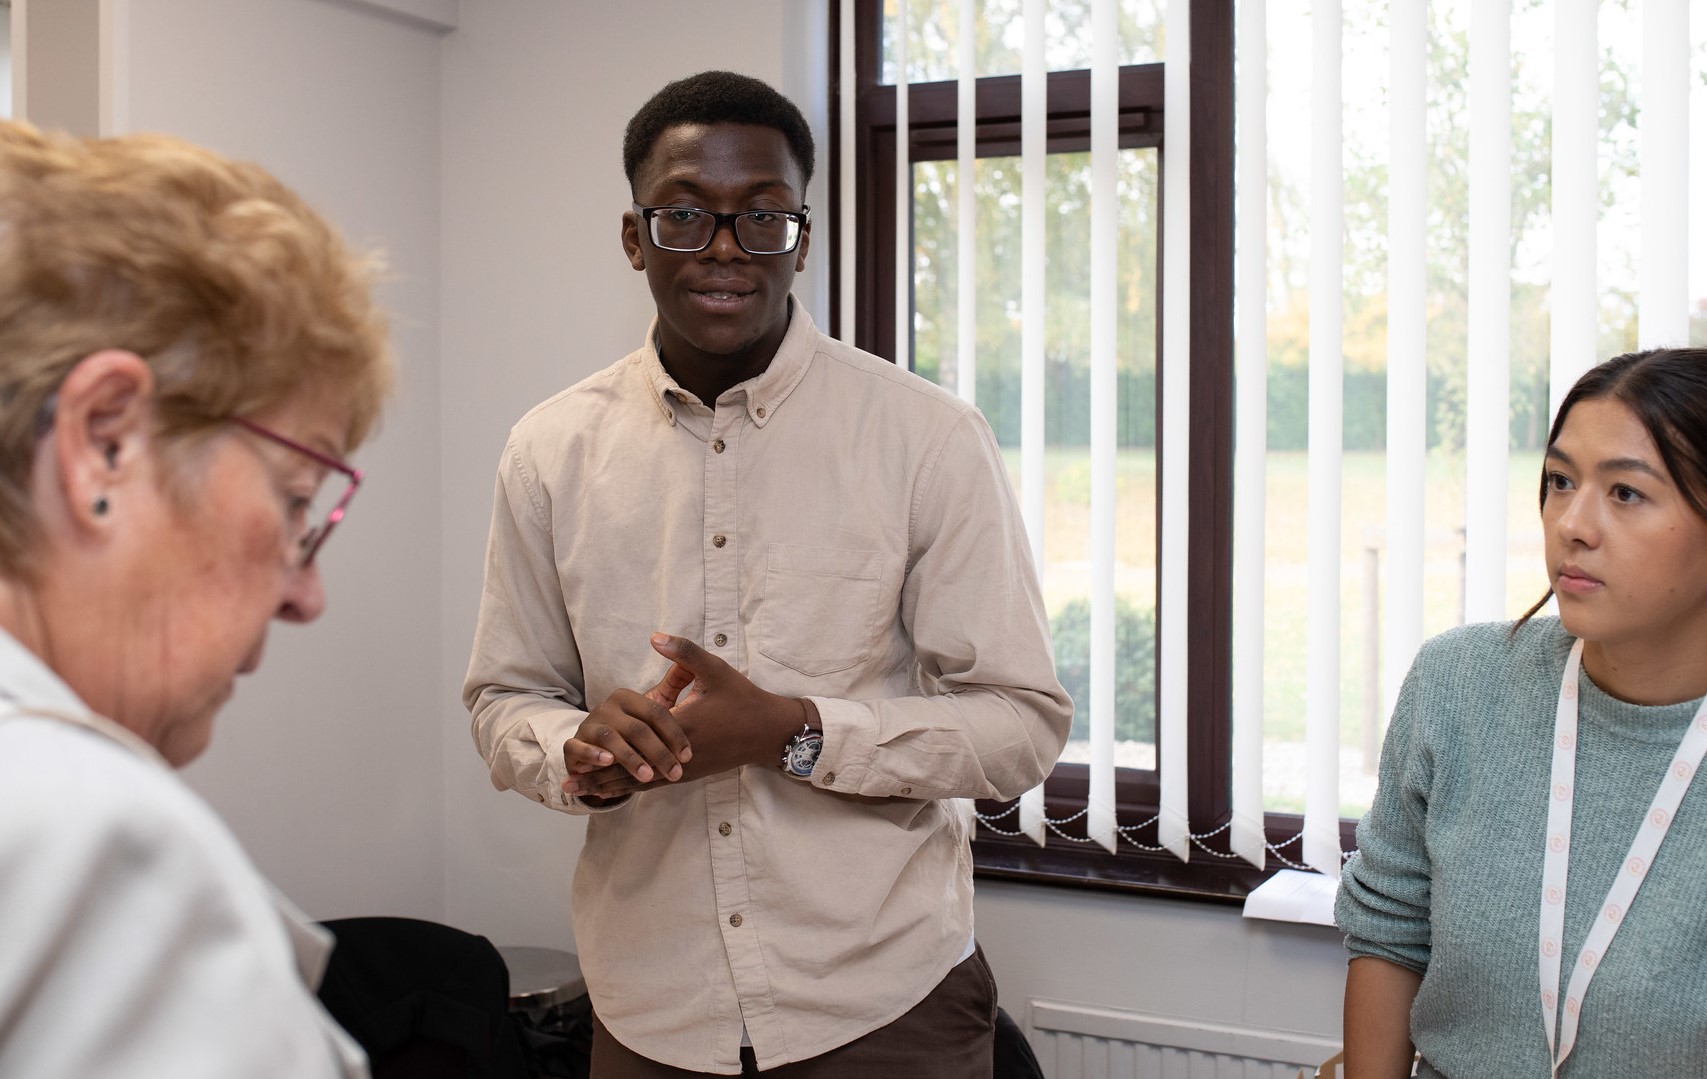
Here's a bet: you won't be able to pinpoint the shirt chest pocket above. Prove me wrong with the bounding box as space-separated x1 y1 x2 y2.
754 544 890 677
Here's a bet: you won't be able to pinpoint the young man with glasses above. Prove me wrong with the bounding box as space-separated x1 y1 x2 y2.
466 70 1069 1078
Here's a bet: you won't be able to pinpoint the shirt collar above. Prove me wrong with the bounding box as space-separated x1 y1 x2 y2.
640 295 819 428
0 624 171 767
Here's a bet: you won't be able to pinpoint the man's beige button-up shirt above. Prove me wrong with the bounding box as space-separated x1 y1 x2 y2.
465 302 1071 1074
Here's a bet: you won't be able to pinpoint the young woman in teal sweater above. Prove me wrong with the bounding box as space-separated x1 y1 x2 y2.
1337 348 1707 1078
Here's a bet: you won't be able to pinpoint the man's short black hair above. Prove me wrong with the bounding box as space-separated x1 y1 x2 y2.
623 70 815 193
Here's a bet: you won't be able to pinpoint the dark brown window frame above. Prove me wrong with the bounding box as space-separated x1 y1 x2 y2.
831 1 1354 903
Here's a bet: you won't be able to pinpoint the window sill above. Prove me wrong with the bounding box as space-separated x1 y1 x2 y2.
972 826 1269 905
972 798 1355 907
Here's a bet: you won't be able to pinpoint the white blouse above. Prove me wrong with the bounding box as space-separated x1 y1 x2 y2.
0 629 368 1078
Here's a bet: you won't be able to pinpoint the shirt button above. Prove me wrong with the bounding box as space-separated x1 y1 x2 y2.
901 787 912 796
713 439 725 453
729 913 743 928
756 406 767 418
824 771 836 784
718 821 732 837
714 633 728 647
533 793 544 803
712 534 726 548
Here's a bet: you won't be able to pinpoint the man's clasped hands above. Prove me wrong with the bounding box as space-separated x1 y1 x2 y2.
563 633 817 802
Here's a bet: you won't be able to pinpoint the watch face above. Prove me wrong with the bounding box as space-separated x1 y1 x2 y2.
783 729 823 777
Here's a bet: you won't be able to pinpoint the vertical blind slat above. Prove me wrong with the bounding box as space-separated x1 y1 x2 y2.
1550 4 1598 421
1016 0 1049 846
1464 0 1512 626
956 0 977 405
1639 0 1690 348
838 0 857 342
1021 0 1048 573
1230 0 1267 870
1304 0 1344 879
1385 0 1428 725
1087 0 1120 855
1158 0 1192 863
894 0 911 369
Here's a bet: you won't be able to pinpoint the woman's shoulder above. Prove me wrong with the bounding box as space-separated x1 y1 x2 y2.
0 718 253 884
1393 618 1571 744
1415 616 1569 679
0 719 345 1076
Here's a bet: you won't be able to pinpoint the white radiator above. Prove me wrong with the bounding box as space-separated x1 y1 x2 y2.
1025 1000 1340 1079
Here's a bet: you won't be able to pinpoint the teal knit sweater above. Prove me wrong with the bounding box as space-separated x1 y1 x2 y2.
1337 618 1707 1078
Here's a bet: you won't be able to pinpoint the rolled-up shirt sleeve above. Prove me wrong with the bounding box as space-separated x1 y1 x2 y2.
807 411 1072 802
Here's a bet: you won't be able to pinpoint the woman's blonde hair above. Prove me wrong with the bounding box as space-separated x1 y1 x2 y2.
0 120 392 578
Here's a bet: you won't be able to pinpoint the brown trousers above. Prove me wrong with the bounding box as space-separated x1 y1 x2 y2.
590 945 997 1078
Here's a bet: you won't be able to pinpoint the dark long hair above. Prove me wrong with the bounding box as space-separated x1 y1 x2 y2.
1516 347 1707 626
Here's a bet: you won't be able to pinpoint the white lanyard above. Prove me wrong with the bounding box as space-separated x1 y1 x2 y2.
1538 638 1707 1074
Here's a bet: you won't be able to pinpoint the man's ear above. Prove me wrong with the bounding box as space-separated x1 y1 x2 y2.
794 218 811 272
46 350 156 531
622 211 646 271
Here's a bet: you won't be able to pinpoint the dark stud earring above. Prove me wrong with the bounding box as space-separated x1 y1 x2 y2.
92 495 109 516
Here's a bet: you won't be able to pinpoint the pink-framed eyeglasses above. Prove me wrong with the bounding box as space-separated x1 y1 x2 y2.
230 416 363 568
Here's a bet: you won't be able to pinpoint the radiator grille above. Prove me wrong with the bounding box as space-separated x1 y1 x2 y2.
1026 1000 1339 1079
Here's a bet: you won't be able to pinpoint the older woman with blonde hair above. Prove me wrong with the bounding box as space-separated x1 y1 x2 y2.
0 120 391 1077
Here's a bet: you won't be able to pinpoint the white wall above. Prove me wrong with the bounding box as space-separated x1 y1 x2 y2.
108 0 451 921
13 0 100 135
47 0 1347 1052
977 881 1346 1051
1 6 13 119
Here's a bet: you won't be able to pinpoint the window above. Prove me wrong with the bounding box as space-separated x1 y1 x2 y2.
835 0 1250 897
1239 0 1707 879
1247 0 1707 872
834 0 1707 900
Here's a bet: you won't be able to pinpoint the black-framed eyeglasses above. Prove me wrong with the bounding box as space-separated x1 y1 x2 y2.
632 203 810 256
230 417 363 568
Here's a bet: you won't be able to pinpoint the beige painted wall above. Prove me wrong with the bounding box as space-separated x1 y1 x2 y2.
13 0 100 135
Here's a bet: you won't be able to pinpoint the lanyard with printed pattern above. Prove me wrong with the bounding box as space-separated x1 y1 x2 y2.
1539 638 1707 1074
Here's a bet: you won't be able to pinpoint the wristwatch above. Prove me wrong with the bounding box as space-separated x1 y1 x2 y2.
780 724 823 778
